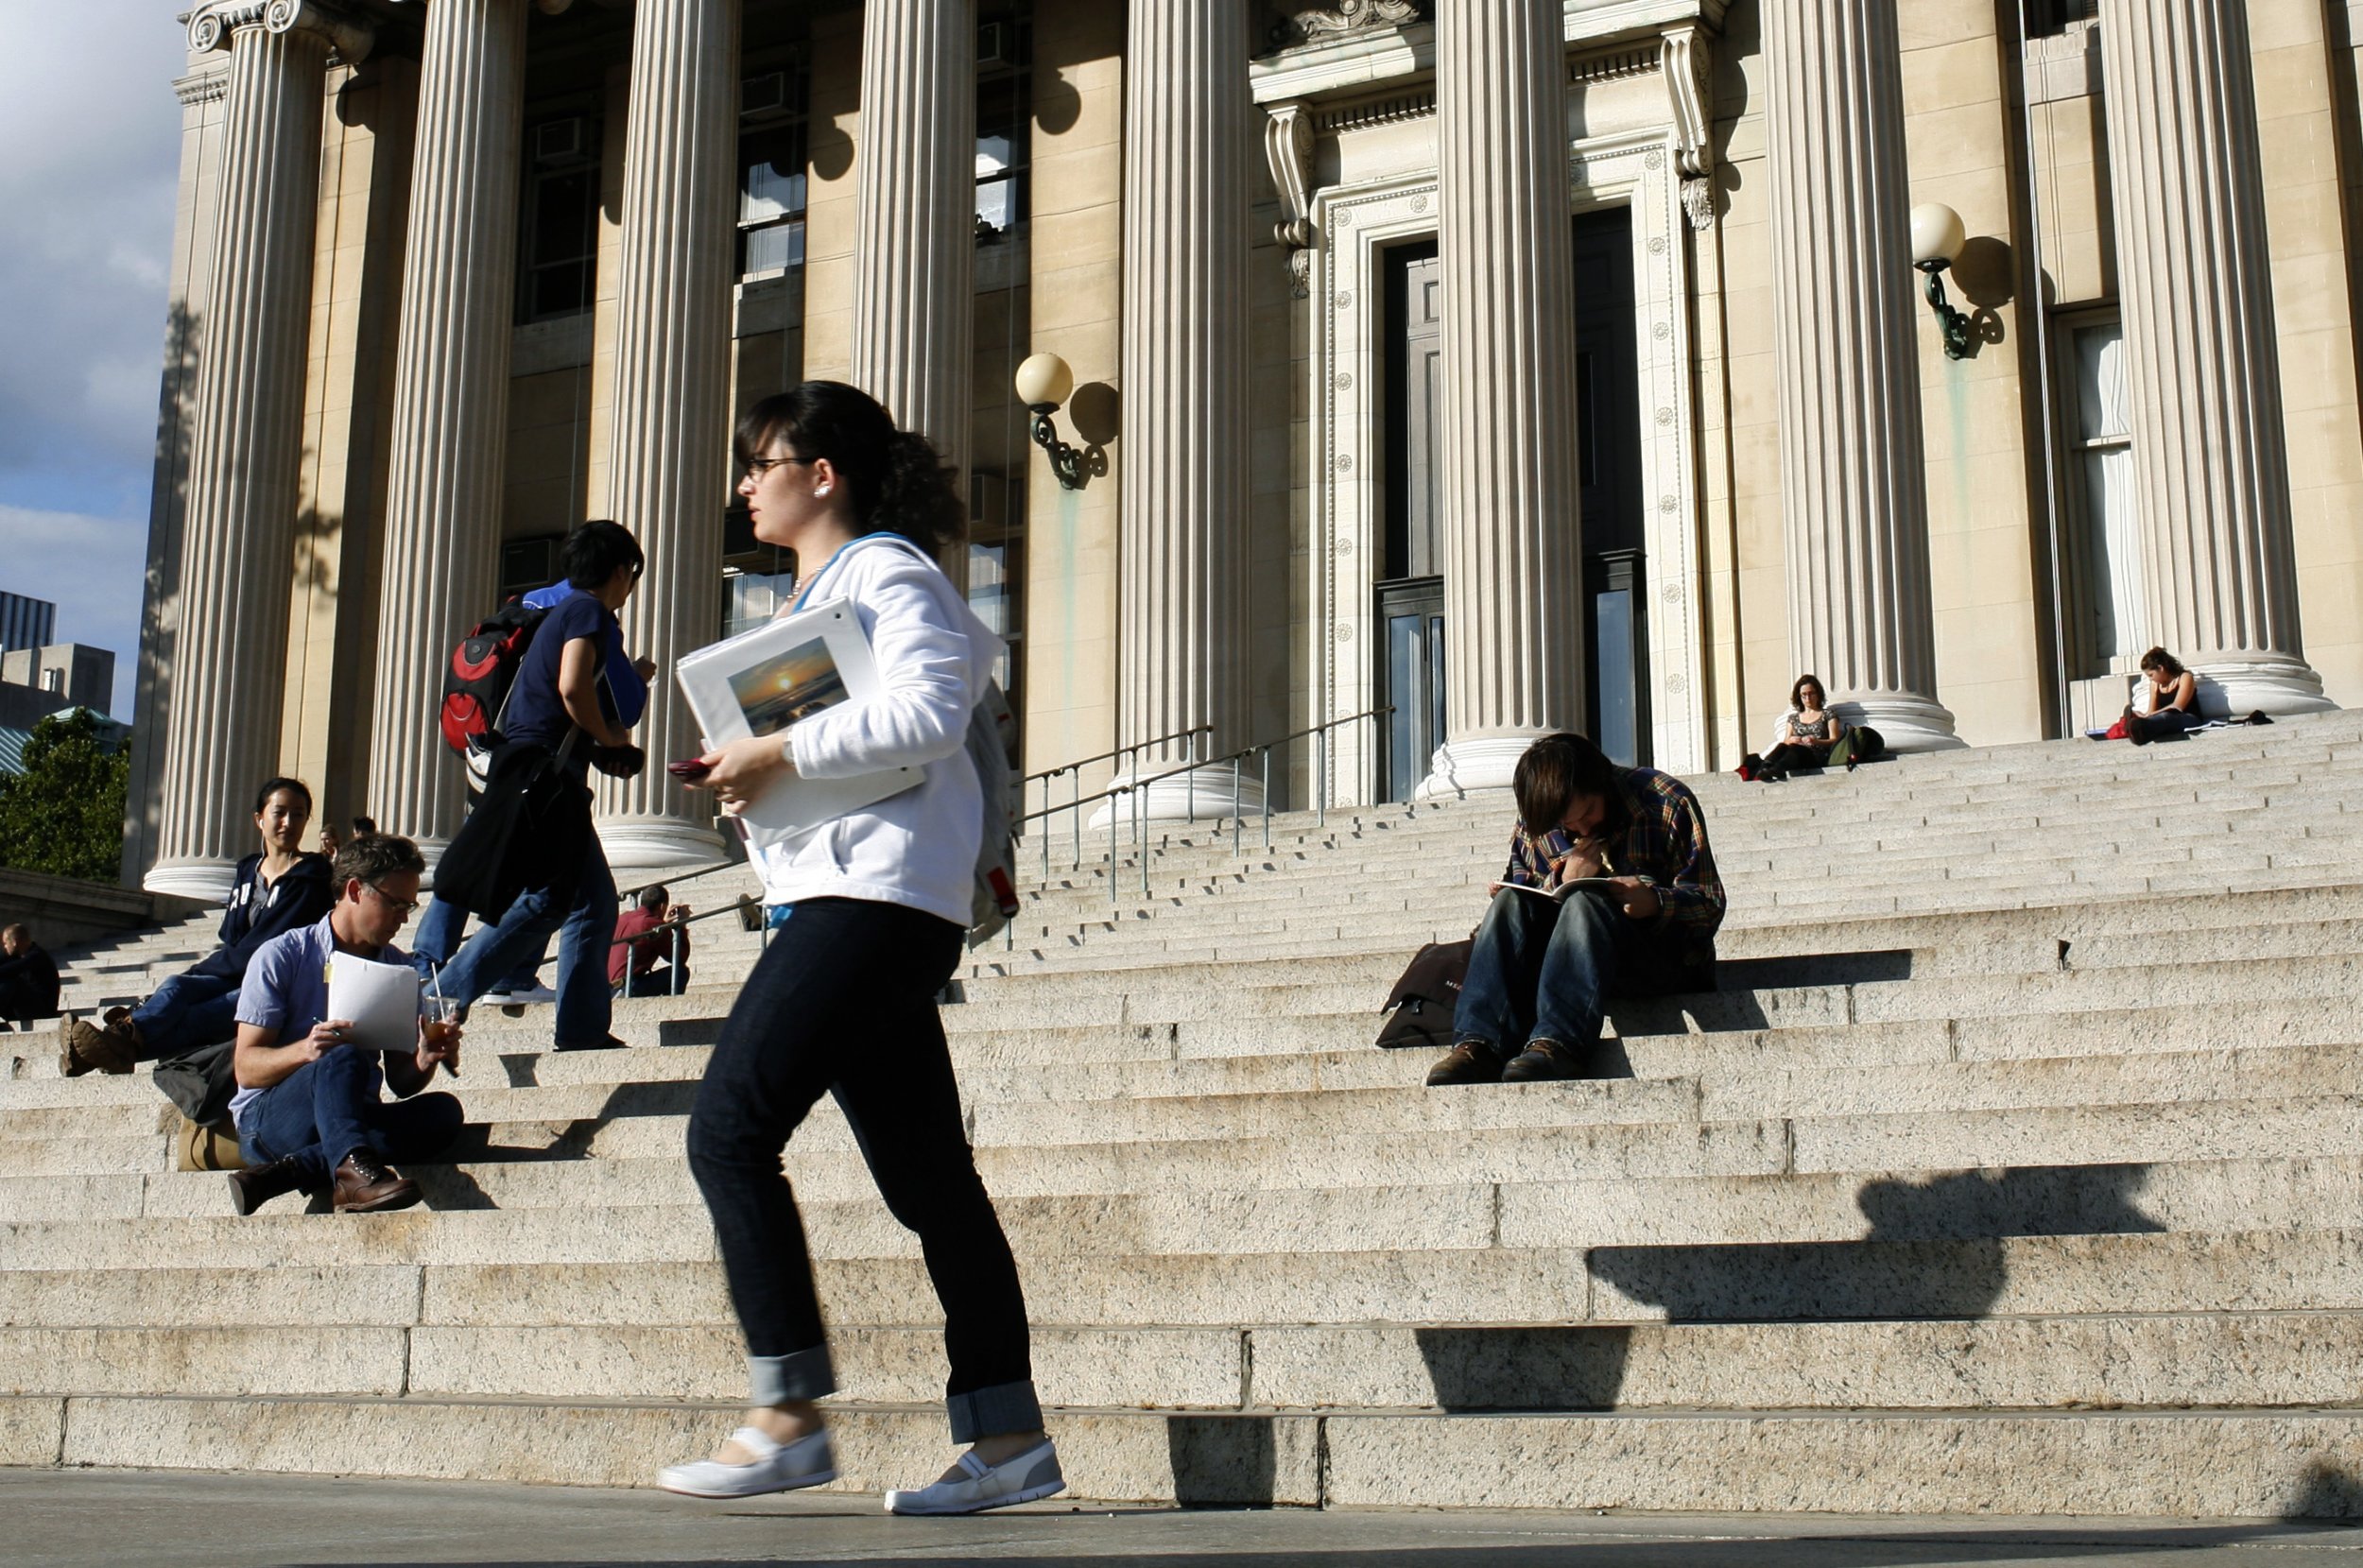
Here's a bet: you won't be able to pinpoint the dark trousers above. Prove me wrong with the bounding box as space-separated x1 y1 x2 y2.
1759 742 1824 778
236 1045 464 1190
686 896 1041 1444
618 961 690 997
0 976 54 1023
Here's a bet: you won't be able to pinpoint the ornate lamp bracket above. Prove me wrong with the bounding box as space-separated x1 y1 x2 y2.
1264 102 1318 300
189 0 376 65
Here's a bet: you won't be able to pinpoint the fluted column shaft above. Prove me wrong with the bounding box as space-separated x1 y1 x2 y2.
1423 0 1585 796
2095 0 2331 714
371 0 530 852
852 0 975 491
1113 0 1256 821
596 0 738 867
1761 0 1960 750
148 8 346 899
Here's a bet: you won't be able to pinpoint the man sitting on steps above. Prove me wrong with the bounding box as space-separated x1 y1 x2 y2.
1427 732 1725 1087
225 834 464 1216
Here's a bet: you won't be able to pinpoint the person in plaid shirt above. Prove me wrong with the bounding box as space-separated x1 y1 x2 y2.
1427 732 1725 1086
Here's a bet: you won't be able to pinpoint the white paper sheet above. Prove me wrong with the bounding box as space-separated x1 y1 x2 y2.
325 952 422 1055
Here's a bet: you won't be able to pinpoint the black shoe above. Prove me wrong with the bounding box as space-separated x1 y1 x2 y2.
556 1033 629 1051
1502 1040 1584 1082
1425 1040 1507 1087
227 1156 306 1217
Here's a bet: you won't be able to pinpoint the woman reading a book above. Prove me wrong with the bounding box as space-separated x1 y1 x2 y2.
663 382 1061 1518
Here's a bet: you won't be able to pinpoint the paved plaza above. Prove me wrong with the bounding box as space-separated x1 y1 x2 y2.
8 1468 2363 1568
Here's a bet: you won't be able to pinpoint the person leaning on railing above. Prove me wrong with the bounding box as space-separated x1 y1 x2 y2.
609 884 691 997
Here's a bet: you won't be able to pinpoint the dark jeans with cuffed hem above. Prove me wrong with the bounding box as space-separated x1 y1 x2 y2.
687 896 1042 1444
1454 887 1694 1058
130 971 242 1060
234 1046 464 1191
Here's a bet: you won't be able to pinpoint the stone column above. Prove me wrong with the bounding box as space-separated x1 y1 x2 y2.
147 2 371 900
1421 0 1587 797
370 0 530 854
596 0 739 868
852 0 975 489
2095 0 2333 715
1760 0 1961 750
1107 0 1258 825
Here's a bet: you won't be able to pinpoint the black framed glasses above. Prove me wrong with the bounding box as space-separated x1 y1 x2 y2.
743 455 815 482
364 882 421 917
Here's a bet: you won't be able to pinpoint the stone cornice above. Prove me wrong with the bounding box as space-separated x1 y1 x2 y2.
1252 0 1721 106
173 71 230 106
187 0 375 64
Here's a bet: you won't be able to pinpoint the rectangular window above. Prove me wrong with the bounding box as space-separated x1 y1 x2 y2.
975 17 1032 244
520 117 600 322
2068 318 2140 671
499 535 564 600
739 64 810 279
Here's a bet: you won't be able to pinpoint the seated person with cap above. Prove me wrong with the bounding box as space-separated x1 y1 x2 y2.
225 834 464 1216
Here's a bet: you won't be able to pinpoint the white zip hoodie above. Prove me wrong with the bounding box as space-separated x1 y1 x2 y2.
751 534 1001 927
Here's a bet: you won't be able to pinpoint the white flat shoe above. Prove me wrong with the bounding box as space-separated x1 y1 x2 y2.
657 1426 837 1499
884 1439 1064 1516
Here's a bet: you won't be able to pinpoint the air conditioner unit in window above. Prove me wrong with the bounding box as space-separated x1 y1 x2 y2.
977 20 1010 73
533 117 588 165
742 71 788 119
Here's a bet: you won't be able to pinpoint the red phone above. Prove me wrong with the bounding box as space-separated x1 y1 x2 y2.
667 757 713 782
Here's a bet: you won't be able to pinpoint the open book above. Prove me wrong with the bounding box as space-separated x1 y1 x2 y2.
675 595 920 853
1501 876 1652 903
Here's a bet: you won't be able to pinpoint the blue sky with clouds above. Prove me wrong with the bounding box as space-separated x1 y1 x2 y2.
0 4 191 718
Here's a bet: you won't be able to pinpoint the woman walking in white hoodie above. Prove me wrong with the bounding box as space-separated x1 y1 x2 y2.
659 382 1060 1516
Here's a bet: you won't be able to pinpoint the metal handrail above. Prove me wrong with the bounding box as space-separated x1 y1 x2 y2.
1021 723 1213 790
615 856 744 905
1009 704 1397 939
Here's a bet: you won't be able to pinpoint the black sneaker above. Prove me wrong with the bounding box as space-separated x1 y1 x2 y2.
1425 1039 1507 1087
555 1033 629 1051
1503 1039 1584 1082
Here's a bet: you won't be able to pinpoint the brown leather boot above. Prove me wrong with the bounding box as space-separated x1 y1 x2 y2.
226 1156 306 1216
1424 1039 1508 1087
60 1011 139 1077
331 1150 422 1214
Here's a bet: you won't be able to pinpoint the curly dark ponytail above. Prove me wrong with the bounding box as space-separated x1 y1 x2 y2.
733 382 968 556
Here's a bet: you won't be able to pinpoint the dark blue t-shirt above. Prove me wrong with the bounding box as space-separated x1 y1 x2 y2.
505 589 617 755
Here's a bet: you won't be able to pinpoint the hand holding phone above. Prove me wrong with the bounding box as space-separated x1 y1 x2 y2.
667 757 714 783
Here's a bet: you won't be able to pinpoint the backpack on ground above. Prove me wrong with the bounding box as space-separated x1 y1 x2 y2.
1375 938 1474 1050
440 597 550 797
1830 723 1886 769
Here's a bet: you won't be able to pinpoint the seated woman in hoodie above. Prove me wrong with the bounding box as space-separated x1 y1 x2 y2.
61 777 335 1076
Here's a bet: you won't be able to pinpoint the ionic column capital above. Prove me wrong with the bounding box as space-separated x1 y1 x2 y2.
188 0 375 64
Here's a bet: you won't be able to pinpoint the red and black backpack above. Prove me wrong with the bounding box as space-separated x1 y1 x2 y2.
440 598 549 790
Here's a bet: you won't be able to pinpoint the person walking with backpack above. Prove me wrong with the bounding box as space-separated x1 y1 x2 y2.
427 520 648 1051
657 382 1060 1517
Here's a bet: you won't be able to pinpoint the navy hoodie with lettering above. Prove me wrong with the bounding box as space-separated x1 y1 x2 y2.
187 852 336 983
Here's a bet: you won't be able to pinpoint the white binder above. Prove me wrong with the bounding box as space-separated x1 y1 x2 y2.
674 595 919 853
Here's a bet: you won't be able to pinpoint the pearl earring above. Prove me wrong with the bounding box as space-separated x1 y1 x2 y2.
816 484 832 496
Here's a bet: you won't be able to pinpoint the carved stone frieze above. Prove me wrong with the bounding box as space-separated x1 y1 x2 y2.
1264 101 1318 299
187 0 375 64
1268 0 1430 53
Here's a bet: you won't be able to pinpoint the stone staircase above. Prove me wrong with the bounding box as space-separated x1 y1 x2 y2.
9 713 2363 1516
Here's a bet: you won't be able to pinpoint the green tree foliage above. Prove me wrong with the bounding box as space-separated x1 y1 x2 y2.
0 711 129 884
